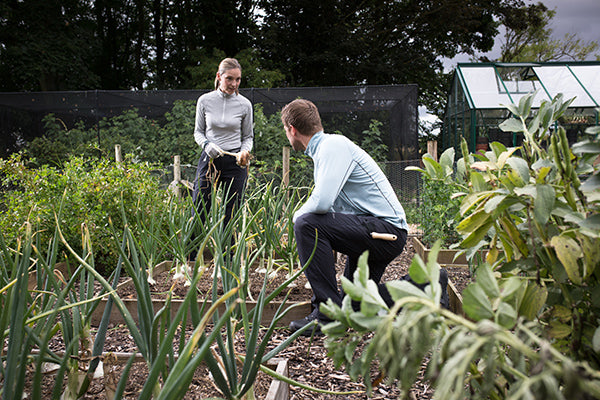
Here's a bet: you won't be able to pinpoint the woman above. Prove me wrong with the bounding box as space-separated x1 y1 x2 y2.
192 58 253 242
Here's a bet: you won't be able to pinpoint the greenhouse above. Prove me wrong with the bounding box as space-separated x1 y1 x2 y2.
441 61 600 153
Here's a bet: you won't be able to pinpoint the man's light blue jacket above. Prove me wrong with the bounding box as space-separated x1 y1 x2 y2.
294 131 408 231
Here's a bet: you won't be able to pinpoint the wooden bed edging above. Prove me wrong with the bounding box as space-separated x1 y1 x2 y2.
412 237 470 267
90 297 312 327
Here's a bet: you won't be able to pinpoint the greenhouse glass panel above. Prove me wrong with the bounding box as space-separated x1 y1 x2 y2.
568 65 600 106
533 66 596 107
460 67 513 109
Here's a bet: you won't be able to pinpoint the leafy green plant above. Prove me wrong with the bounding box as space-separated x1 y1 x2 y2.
406 149 461 248
322 246 600 399
321 93 600 399
0 153 170 275
455 94 600 364
360 119 388 163
30 101 315 188
251 104 314 187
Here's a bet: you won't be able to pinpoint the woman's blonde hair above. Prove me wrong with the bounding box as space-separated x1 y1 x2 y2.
214 58 242 92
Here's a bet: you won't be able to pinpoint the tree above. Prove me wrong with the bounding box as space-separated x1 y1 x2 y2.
0 0 260 91
0 0 100 91
497 2 599 62
256 0 529 111
93 0 154 89
158 0 258 89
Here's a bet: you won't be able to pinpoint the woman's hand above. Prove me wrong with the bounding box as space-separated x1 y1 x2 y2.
236 150 251 167
204 142 224 159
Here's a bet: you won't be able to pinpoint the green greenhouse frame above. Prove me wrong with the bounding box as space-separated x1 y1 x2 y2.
441 61 600 153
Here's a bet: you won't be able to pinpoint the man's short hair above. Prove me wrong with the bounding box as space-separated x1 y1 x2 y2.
281 99 323 136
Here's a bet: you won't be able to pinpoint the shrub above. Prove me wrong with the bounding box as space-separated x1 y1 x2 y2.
0 153 170 275
360 119 388 164
407 148 461 248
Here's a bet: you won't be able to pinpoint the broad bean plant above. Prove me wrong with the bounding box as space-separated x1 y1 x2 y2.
322 93 600 399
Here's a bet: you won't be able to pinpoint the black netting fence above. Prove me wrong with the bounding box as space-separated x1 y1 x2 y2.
0 85 418 161
384 159 423 208
1 85 425 224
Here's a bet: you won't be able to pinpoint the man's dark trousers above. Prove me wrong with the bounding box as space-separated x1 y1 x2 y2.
294 212 407 321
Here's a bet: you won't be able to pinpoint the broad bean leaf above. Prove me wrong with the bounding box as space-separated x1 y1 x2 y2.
460 220 493 249
386 280 430 303
517 282 547 320
439 147 455 172
506 157 530 183
518 91 535 118
462 284 494 320
534 184 555 225
408 252 429 284
548 321 572 339
474 264 500 298
581 235 600 277
456 209 491 235
499 117 524 133
593 327 600 353
581 173 600 192
495 302 517 329
551 235 583 285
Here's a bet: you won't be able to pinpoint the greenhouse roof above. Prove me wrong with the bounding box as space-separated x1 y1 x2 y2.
455 61 600 110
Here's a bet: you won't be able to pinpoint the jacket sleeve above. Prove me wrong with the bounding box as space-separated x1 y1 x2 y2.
193 97 208 148
240 101 254 152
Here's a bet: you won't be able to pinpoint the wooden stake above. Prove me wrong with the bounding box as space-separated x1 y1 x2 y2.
427 140 437 162
115 144 122 164
282 146 290 188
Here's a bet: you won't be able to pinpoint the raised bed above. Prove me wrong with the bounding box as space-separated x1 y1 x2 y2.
91 260 312 327
265 358 289 400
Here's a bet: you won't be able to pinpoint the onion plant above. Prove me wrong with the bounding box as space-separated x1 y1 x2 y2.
162 196 202 282
0 219 110 400
0 222 46 400
245 181 304 277
203 226 314 400
56 204 239 399
0 168 332 399
186 178 321 399
131 195 170 284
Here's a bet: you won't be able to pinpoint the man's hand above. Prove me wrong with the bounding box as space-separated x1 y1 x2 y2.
236 150 250 167
204 142 224 159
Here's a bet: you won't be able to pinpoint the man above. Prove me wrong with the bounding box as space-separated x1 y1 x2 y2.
281 99 416 336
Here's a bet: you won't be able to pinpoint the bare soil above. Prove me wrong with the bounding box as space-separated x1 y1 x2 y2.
28 239 472 399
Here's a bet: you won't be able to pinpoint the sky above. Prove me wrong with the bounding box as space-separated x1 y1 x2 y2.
445 0 600 69
422 0 600 126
